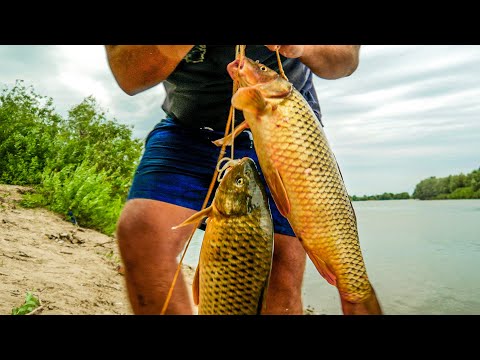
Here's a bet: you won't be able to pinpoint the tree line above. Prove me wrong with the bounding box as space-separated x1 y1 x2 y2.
351 167 480 201
1 81 478 235
411 168 480 200
351 192 411 201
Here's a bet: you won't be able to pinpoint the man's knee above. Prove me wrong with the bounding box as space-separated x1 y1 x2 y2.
116 199 196 258
115 201 151 250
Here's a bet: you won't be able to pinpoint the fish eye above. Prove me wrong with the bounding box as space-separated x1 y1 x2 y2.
235 177 244 186
260 65 267 71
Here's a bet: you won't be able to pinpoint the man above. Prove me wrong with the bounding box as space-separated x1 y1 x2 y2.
105 45 361 314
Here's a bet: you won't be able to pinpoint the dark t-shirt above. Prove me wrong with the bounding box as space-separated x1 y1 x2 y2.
162 45 322 131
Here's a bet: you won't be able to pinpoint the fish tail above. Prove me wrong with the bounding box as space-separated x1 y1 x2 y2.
340 287 383 315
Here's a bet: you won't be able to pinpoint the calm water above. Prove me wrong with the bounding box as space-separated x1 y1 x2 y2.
182 200 480 315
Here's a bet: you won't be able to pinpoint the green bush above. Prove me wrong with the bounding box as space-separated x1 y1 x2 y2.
413 168 480 200
448 186 475 199
1 80 143 235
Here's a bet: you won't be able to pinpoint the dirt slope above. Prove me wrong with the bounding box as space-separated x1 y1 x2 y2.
0 184 195 315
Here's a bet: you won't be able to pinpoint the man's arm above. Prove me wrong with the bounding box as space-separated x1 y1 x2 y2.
265 45 361 79
104 45 194 95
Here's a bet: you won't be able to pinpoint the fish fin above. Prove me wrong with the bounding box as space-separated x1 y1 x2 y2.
258 249 274 314
171 206 213 229
331 152 359 226
192 264 200 306
268 168 291 217
340 288 383 315
232 87 268 114
256 279 270 315
304 248 337 286
212 121 249 147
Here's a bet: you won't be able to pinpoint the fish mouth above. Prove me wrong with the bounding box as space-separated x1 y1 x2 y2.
227 59 244 80
227 58 284 92
218 157 253 181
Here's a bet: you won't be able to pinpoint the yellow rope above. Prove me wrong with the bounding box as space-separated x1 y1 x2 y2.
275 46 288 81
160 45 246 314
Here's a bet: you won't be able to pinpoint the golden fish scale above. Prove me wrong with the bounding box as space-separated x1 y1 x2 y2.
198 208 273 315
250 89 372 303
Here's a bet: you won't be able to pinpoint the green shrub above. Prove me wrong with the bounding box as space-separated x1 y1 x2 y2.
1 81 143 235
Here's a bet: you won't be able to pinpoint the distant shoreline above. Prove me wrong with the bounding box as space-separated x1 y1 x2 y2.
351 198 480 201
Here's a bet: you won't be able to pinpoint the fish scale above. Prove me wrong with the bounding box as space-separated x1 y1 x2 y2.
199 211 273 314
263 88 371 302
173 157 274 315
221 56 382 313
199 212 271 314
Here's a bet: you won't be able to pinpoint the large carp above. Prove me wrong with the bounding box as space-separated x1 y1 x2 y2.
173 157 274 314
214 56 382 315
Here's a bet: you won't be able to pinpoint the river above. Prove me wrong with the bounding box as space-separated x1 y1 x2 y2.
182 199 480 315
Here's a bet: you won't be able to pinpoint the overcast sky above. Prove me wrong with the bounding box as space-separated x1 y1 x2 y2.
1 45 479 196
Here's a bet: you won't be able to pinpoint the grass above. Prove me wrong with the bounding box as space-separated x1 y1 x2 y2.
104 250 121 264
11 291 41 315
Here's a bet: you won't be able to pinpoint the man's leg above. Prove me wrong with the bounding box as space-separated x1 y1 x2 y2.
116 199 198 314
262 233 306 315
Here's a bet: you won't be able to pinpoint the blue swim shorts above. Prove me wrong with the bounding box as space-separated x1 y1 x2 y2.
127 117 295 237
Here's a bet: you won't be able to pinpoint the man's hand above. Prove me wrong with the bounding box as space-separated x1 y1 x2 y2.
265 45 305 58
266 45 361 79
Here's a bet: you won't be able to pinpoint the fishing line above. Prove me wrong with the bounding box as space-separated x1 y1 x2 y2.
275 46 288 81
216 157 241 183
161 45 246 314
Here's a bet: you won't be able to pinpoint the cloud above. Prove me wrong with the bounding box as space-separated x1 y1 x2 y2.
314 45 480 194
0 45 478 195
